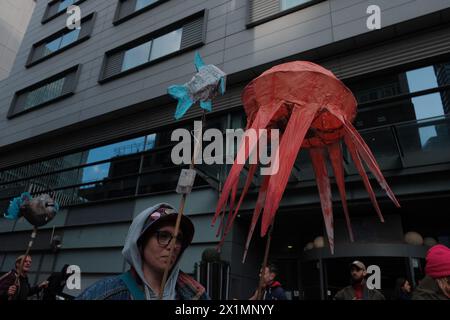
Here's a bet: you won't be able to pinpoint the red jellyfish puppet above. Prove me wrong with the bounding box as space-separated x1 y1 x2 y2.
212 61 400 259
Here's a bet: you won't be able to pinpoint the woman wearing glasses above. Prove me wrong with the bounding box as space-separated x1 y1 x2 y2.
77 203 209 300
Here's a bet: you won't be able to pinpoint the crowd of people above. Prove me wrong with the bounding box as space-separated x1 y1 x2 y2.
1 203 449 301
334 249 450 300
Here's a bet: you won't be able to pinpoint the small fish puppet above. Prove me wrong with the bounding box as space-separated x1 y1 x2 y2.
168 52 226 120
4 192 59 227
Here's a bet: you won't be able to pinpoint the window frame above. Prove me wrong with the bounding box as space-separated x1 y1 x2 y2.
246 0 326 28
7 65 81 119
27 13 96 68
99 9 207 84
41 0 87 24
113 0 170 26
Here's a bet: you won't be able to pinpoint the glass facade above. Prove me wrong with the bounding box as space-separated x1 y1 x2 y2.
0 113 238 212
58 0 75 13
347 62 450 150
122 41 152 71
281 0 313 11
149 29 182 61
135 0 158 11
44 29 81 56
121 28 182 72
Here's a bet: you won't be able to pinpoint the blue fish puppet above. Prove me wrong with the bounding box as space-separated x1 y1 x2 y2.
168 52 226 120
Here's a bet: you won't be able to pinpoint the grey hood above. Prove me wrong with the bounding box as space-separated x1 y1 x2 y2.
122 202 183 300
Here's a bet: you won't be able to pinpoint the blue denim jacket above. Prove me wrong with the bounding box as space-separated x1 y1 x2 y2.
76 271 209 300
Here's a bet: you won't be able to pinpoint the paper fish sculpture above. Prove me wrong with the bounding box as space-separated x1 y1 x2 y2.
4 192 59 227
168 52 226 120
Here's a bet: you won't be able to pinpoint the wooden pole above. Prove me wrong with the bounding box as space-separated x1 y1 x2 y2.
158 111 207 299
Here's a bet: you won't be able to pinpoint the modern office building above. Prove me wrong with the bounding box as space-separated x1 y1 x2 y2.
0 0 36 81
0 0 450 300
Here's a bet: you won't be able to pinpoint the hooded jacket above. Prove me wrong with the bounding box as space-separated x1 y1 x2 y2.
412 276 449 300
76 203 208 300
263 281 287 300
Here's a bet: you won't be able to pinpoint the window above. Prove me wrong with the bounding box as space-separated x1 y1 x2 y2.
149 29 182 61
281 0 312 10
122 41 152 71
60 29 81 47
45 38 62 55
348 62 450 106
100 11 205 83
43 29 81 56
8 65 80 118
25 78 66 110
29 13 95 67
114 0 170 25
119 29 182 73
247 0 325 28
135 0 158 11
42 0 87 24
346 61 450 136
58 0 75 12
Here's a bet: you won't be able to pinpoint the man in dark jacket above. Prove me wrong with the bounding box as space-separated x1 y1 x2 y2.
42 264 74 300
249 263 287 300
412 244 450 300
0 255 48 301
334 260 385 300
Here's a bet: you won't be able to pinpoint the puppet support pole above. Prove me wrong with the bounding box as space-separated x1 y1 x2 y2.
158 111 207 300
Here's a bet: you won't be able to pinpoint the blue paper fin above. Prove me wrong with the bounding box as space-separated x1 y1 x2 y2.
4 196 22 220
168 84 194 120
194 52 206 72
200 100 212 112
219 77 226 95
21 192 32 201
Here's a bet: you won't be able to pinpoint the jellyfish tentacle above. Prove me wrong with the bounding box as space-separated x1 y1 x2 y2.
309 147 335 254
227 182 238 227
215 206 226 238
221 163 259 243
242 175 270 263
326 106 400 207
343 121 400 207
212 101 284 226
327 142 354 242
217 183 239 242
261 104 320 237
325 106 400 208
344 135 385 223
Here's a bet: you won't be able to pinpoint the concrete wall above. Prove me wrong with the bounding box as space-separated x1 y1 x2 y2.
0 0 35 81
